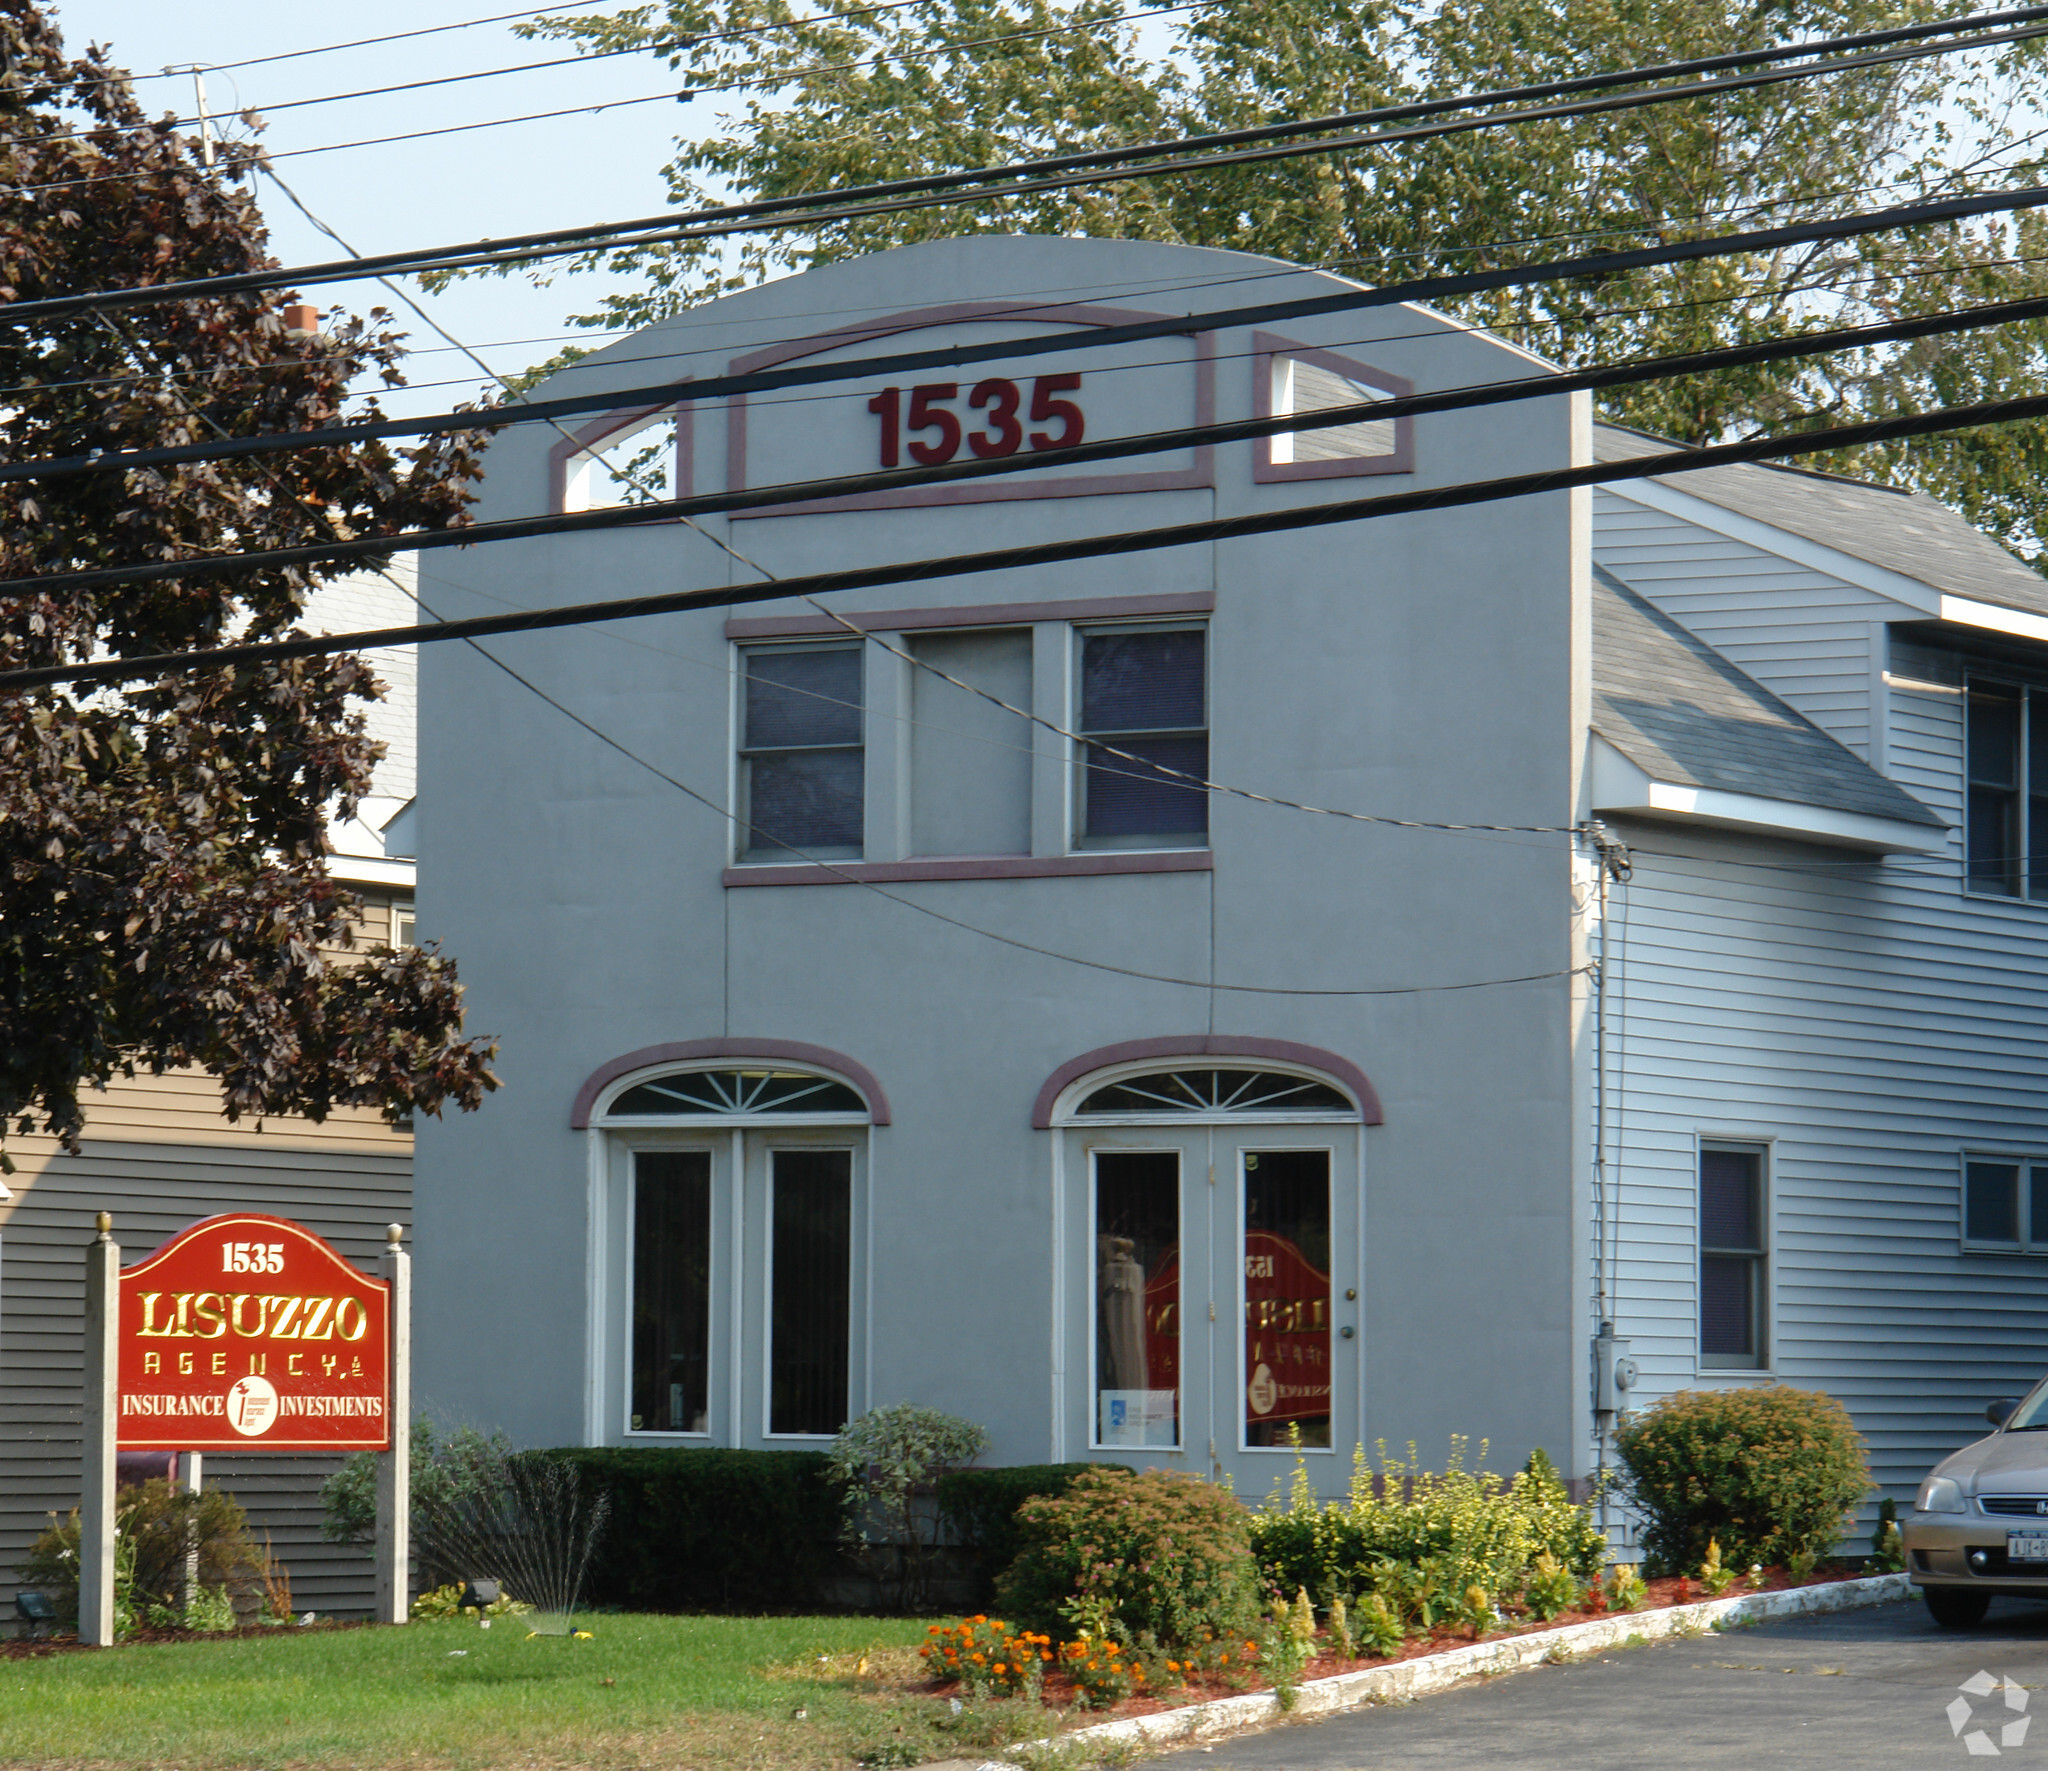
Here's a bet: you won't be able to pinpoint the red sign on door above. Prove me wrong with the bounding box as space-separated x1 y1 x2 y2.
1243 1229 1331 1428
115 1213 391 1451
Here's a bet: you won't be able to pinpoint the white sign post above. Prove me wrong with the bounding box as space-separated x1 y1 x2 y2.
78 1211 119 1647
373 1223 412 1625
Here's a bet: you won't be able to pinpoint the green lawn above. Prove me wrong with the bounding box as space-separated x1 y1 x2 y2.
0 1614 1042 1770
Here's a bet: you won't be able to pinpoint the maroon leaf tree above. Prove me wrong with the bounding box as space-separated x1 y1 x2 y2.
0 0 497 1156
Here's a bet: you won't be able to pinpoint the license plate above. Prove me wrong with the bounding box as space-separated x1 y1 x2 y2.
2009 1531 2048 1561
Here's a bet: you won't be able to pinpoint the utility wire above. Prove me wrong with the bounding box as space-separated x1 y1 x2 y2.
25 257 2048 492
13 385 2048 690
244 186 1594 995
13 7 2048 323
40 0 1215 146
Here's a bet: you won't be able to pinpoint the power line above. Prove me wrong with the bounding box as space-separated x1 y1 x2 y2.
242 186 1597 992
11 385 2048 691
13 6 2047 323
52 0 1214 144
22 258 2048 493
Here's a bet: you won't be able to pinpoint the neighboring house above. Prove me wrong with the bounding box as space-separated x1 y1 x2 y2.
0 563 419 1624
410 234 2048 1536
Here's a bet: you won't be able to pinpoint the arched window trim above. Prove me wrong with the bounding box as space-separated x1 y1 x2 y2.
1034 1036 1382 1129
575 1040 886 1128
1047 1056 1362 1127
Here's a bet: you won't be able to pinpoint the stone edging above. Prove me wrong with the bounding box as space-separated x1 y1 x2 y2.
1022 1573 1914 1758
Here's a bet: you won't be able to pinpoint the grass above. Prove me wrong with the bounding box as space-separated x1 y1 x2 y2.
0 1613 1049 1770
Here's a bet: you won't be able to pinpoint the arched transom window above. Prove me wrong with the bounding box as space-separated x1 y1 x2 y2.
1075 1067 1355 1119
603 1067 868 1120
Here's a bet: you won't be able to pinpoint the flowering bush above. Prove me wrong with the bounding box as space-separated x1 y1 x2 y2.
1060 1635 1144 1707
995 1468 1259 1650
1614 1386 1870 1574
919 1616 1052 1698
1250 1441 1605 1625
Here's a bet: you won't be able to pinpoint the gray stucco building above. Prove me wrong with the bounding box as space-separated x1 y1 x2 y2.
412 234 2048 1524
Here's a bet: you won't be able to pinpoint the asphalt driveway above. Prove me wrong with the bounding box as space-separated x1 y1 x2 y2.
1148 1597 2048 1768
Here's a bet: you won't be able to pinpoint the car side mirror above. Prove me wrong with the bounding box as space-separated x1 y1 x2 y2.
1989 1398 2020 1427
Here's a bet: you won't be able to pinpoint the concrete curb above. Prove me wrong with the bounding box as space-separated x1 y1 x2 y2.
1023 1572 1914 1759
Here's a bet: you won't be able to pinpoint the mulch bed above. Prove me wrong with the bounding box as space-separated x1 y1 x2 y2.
912 1564 1875 1722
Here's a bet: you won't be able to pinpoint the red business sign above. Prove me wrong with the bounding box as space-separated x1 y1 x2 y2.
1243 1229 1331 1426
116 1213 391 1452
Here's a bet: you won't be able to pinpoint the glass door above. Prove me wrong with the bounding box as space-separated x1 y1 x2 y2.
1218 1133 1360 1485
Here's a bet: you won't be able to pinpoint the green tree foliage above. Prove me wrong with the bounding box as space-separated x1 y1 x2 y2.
517 0 2048 560
0 0 496 1152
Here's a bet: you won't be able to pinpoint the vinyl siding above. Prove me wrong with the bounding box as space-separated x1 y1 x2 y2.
1595 488 1898 762
1597 808 2048 1518
0 1109 409 1625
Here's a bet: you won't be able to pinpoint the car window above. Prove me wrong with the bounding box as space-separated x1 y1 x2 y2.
2006 1385 2048 1429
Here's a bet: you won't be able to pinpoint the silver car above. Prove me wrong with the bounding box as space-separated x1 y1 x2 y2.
1905 1384 2048 1626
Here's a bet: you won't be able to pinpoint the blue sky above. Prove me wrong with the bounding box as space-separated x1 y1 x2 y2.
67 0 692 412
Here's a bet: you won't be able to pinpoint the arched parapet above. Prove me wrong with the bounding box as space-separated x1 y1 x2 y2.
1032 1035 1383 1129
571 1038 891 1127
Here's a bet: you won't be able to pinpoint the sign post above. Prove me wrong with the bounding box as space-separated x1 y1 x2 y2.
374 1224 410 1625
79 1213 119 1647
84 1210 406 1637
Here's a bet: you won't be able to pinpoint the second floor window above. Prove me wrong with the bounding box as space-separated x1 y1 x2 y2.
1077 626 1208 847
1966 680 2048 897
740 644 864 859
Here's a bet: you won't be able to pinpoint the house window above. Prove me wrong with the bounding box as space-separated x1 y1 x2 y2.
1077 626 1207 846
1963 1158 2048 1252
392 902 415 948
630 1151 711 1433
1965 681 2048 897
768 1148 853 1436
1094 1151 1180 1449
1700 1143 1767 1368
603 1060 871 1445
740 643 864 859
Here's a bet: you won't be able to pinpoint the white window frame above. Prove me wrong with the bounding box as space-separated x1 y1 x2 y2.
1086 1141 1186 1454
1233 1139 1340 1456
587 1061 873 1447
760 1133 865 1442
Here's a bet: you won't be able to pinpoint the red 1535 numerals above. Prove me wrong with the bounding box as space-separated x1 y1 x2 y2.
867 375 1084 468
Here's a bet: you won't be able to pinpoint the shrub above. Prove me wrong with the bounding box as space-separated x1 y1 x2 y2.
321 1418 514 1573
23 1479 261 1632
538 1446 842 1610
1249 1441 1605 1625
829 1405 989 1609
995 1467 1260 1650
935 1463 1094 1599
1613 1385 1870 1575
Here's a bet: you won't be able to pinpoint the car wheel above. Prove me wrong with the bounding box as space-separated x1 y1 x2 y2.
1925 1588 1992 1629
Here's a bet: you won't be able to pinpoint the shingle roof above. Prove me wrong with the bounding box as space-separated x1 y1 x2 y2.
1595 424 2048 622
1592 567 1945 828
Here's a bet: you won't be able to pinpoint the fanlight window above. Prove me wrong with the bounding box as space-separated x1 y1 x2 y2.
1076 1068 1352 1116
609 1068 865 1116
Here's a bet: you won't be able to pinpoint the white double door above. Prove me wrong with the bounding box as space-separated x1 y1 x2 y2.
1066 1123 1361 1489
